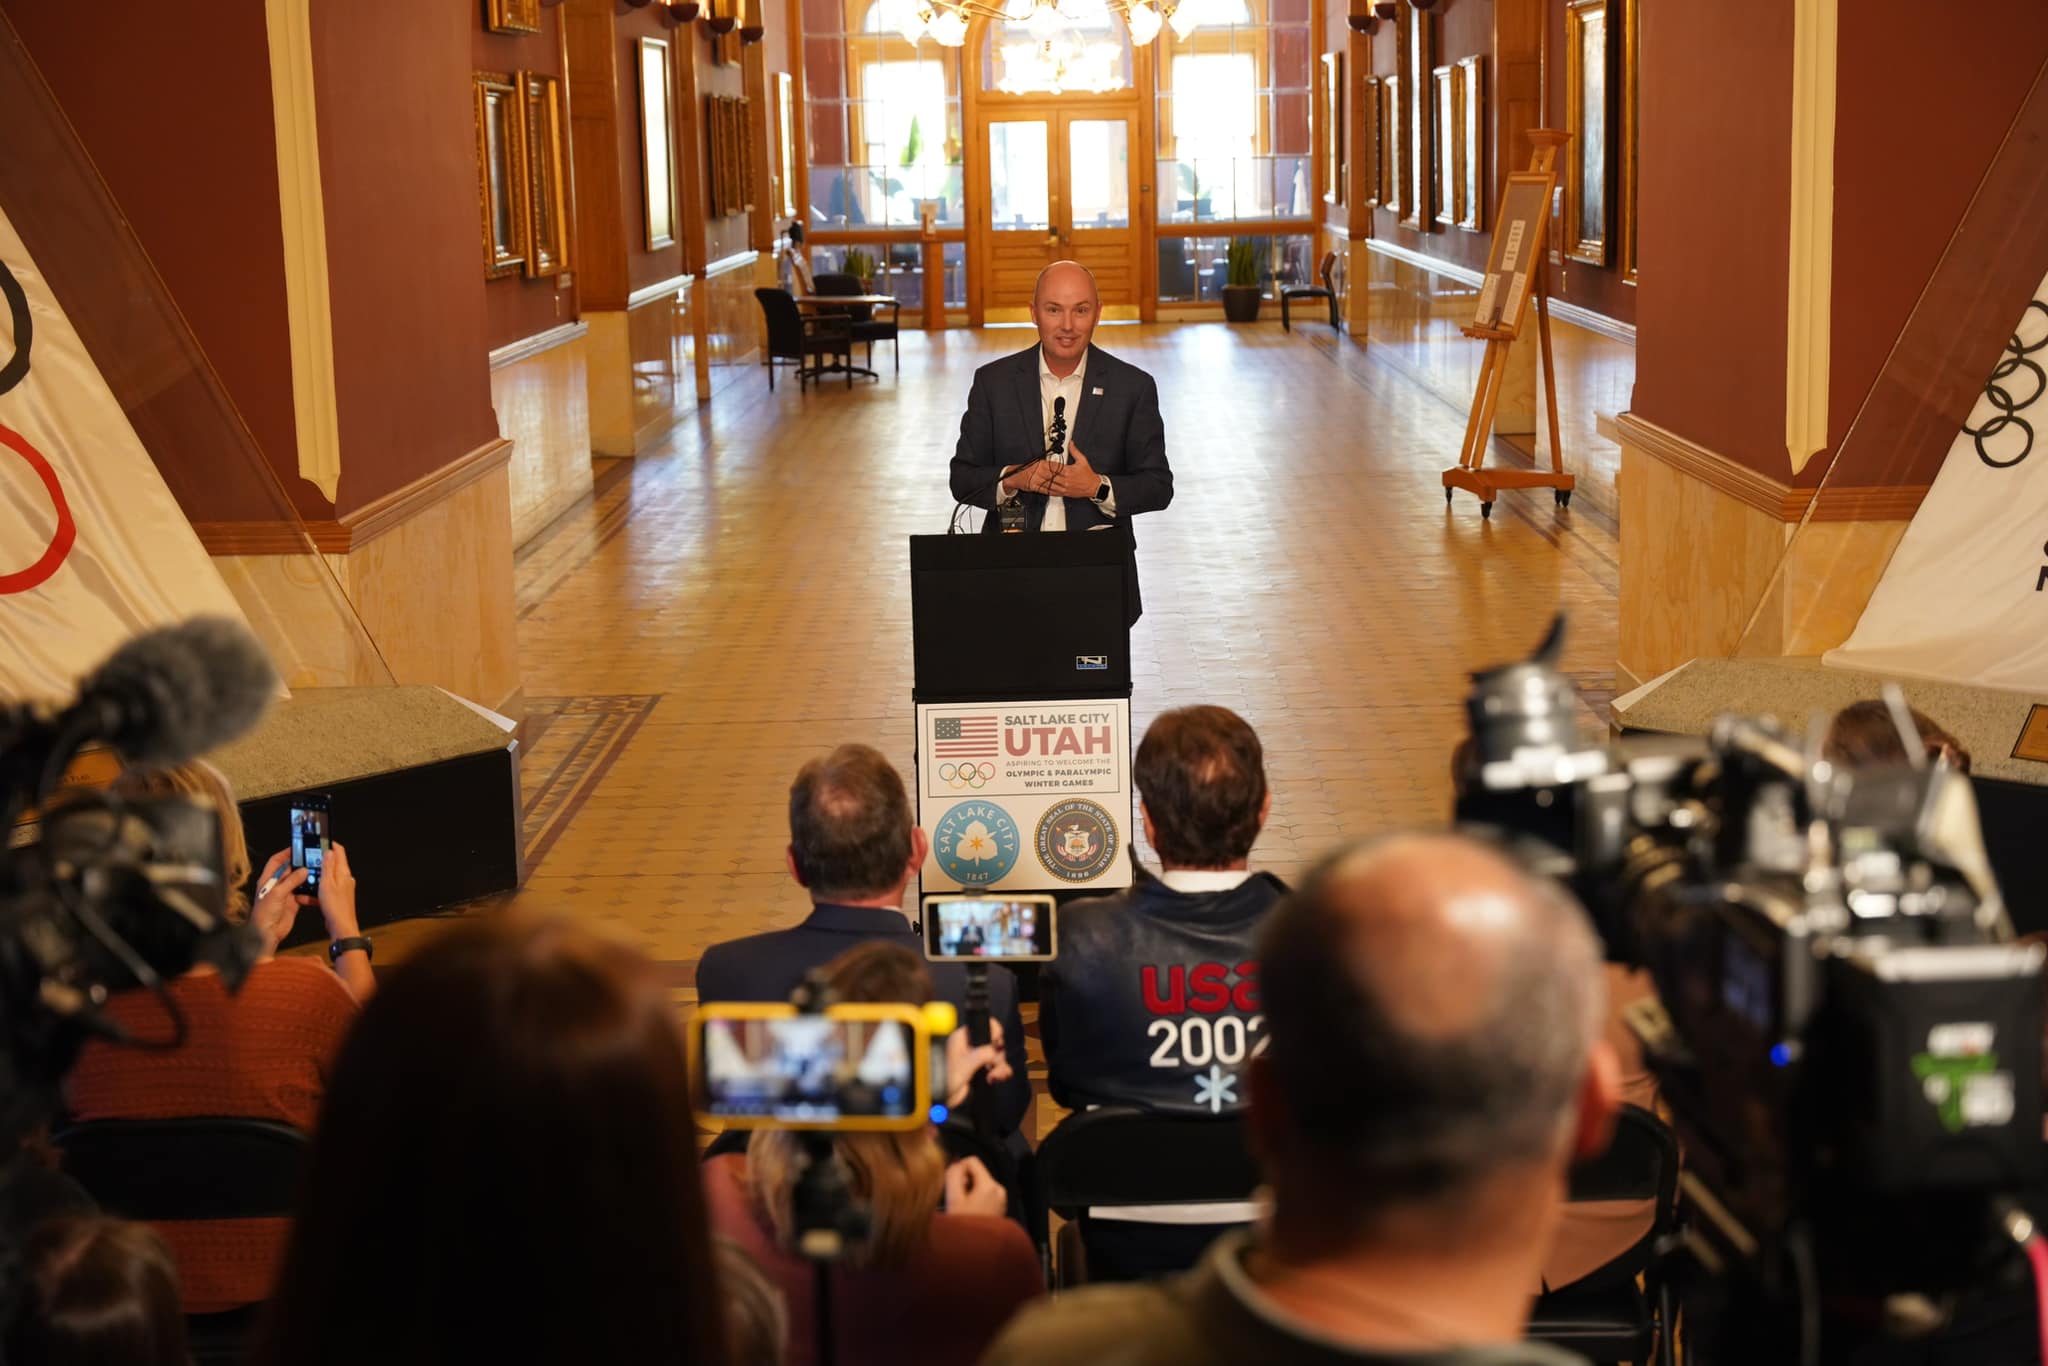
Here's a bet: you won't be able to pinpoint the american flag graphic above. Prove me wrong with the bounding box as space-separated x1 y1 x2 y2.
934 714 999 757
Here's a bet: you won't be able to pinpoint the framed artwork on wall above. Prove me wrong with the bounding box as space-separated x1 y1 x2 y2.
1322 52 1345 206
1362 75 1383 208
1384 73 1402 219
485 0 542 36
1620 0 1639 283
776 72 798 221
1563 0 1610 266
1431 63 1458 228
472 71 527 278
638 38 679 250
1457 54 1484 232
1398 1 1435 231
519 72 569 277
709 96 756 218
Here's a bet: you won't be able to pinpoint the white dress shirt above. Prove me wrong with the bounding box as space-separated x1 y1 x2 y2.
997 347 1116 528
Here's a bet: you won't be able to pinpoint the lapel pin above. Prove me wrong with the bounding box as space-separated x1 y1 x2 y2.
1091 386 1104 396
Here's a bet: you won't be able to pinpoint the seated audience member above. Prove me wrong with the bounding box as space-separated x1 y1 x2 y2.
984 833 1619 1366
254 917 729 1366
713 1237 789 1365
62 760 370 1315
703 942 1043 1366
5 1216 190 1366
1824 699 1972 772
696 744 1030 1136
1039 705 1285 1279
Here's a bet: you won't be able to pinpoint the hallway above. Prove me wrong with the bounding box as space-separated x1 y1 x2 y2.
505 321 1621 988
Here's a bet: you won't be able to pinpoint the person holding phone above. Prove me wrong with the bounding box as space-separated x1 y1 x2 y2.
64 761 373 1315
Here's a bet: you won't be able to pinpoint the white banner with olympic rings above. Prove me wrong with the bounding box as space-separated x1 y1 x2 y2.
916 697 1134 894
0 205 248 702
1826 269 2048 692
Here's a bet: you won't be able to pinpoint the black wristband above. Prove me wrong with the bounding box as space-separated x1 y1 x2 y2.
329 935 373 965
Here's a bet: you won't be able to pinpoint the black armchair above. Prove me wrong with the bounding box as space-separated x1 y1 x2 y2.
755 287 853 391
1281 251 1341 332
1526 1104 1680 1366
814 271 901 373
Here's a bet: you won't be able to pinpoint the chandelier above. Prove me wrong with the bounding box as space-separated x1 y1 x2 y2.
896 0 1204 50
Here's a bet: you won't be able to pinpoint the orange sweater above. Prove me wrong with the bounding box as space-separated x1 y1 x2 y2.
65 958 357 1313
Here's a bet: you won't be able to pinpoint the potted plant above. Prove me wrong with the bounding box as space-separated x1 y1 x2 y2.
1221 238 1268 322
843 247 876 288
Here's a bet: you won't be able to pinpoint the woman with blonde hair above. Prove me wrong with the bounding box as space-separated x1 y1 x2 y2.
63 758 372 1315
703 941 1043 1366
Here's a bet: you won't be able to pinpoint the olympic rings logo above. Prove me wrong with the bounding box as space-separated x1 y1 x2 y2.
1969 299 2046 471
936 761 997 790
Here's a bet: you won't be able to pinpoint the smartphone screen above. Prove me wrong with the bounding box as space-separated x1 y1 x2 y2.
923 895 1057 962
289 798 330 896
696 1014 919 1125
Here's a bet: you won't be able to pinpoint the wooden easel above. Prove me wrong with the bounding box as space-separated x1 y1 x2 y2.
1444 129 1572 520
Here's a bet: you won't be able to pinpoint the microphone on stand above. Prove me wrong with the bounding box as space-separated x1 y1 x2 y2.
1000 395 1066 533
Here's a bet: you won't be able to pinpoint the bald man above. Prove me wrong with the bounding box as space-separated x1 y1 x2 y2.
985 833 1621 1366
949 261 1173 621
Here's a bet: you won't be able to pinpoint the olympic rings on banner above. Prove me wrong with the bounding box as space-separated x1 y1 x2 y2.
1970 300 2046 471
0 262 31 396
0 423 76 594
935 760 997 790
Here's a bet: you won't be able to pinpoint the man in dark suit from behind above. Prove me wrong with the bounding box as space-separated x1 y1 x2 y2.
695 743 1032 1138
948 261 1173 618
1040 705 1288 1281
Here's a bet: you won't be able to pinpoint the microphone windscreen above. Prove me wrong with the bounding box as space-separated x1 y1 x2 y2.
80 617 279 766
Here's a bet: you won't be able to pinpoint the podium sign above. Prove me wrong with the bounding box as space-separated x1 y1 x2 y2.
916 697 1133 894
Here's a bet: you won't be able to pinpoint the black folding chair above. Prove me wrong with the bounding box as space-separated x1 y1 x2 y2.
1526 1104 1680 1366
1033 1106 1258 1289
1280 251 1340 331
54 1117 312 1366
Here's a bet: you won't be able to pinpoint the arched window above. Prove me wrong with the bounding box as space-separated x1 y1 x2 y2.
1154 0 1311 221
805 0 965 229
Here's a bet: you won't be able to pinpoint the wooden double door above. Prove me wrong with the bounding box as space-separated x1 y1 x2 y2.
975 104 1143 321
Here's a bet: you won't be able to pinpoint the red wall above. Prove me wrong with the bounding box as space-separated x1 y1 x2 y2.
312 0 499 516
617 5 694 288
3 0 316 516
475 7 581 351
1824 0 2048 477
1630 0 1793 478
1364 0 1495 274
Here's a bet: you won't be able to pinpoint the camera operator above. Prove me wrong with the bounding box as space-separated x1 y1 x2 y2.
987 833 1618 1366
703 941 1042 1366
1039 705 1286 1279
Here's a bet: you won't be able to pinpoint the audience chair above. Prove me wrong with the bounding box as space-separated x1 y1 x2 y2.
1525 1104 1680 1366
1280 252 1340 332
1033 1106 1258 1289
814 271 901 373
53 1117 311 1366
755 287 853 391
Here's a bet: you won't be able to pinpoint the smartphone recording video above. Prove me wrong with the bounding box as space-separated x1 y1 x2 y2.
922 895 1056 962
289 796 330 896
692 1004 933 1131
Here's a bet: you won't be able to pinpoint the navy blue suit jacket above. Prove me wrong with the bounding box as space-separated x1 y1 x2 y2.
694 902 1033 1137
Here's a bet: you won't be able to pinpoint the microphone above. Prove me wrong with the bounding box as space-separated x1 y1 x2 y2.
948 396 1070 534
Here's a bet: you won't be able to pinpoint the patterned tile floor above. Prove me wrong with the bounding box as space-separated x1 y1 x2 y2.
477 322 1622 1015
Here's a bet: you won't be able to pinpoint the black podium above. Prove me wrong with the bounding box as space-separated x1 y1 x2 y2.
909 526 1135 703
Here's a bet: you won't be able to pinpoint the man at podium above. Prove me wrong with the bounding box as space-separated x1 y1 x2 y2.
949 261 1174 614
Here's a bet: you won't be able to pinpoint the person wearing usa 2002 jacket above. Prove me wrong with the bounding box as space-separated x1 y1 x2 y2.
947 260 1173 622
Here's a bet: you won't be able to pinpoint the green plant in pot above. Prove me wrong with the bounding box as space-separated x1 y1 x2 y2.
842 247 876 287
1221 238 1268 322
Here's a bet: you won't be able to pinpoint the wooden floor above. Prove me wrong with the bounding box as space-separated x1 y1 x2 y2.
461 319 1622 1000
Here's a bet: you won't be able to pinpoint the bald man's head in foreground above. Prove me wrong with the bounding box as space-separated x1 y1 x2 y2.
1251 833 1620 1248
1032 260 1099 376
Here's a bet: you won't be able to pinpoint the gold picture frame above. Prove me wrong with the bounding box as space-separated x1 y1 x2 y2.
519 72 569 278
1620 0 1638 283
1431 62 1458 228
776 71 798 221
485 0 541 36
1563 0 1610 266
709 95 756 218
473 71 527 279
1362 75 1383 208
1398 1 1434 230
1322 52 1345 206
1384 73 1402 219
1457 54 1485 232
638 38 678 250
